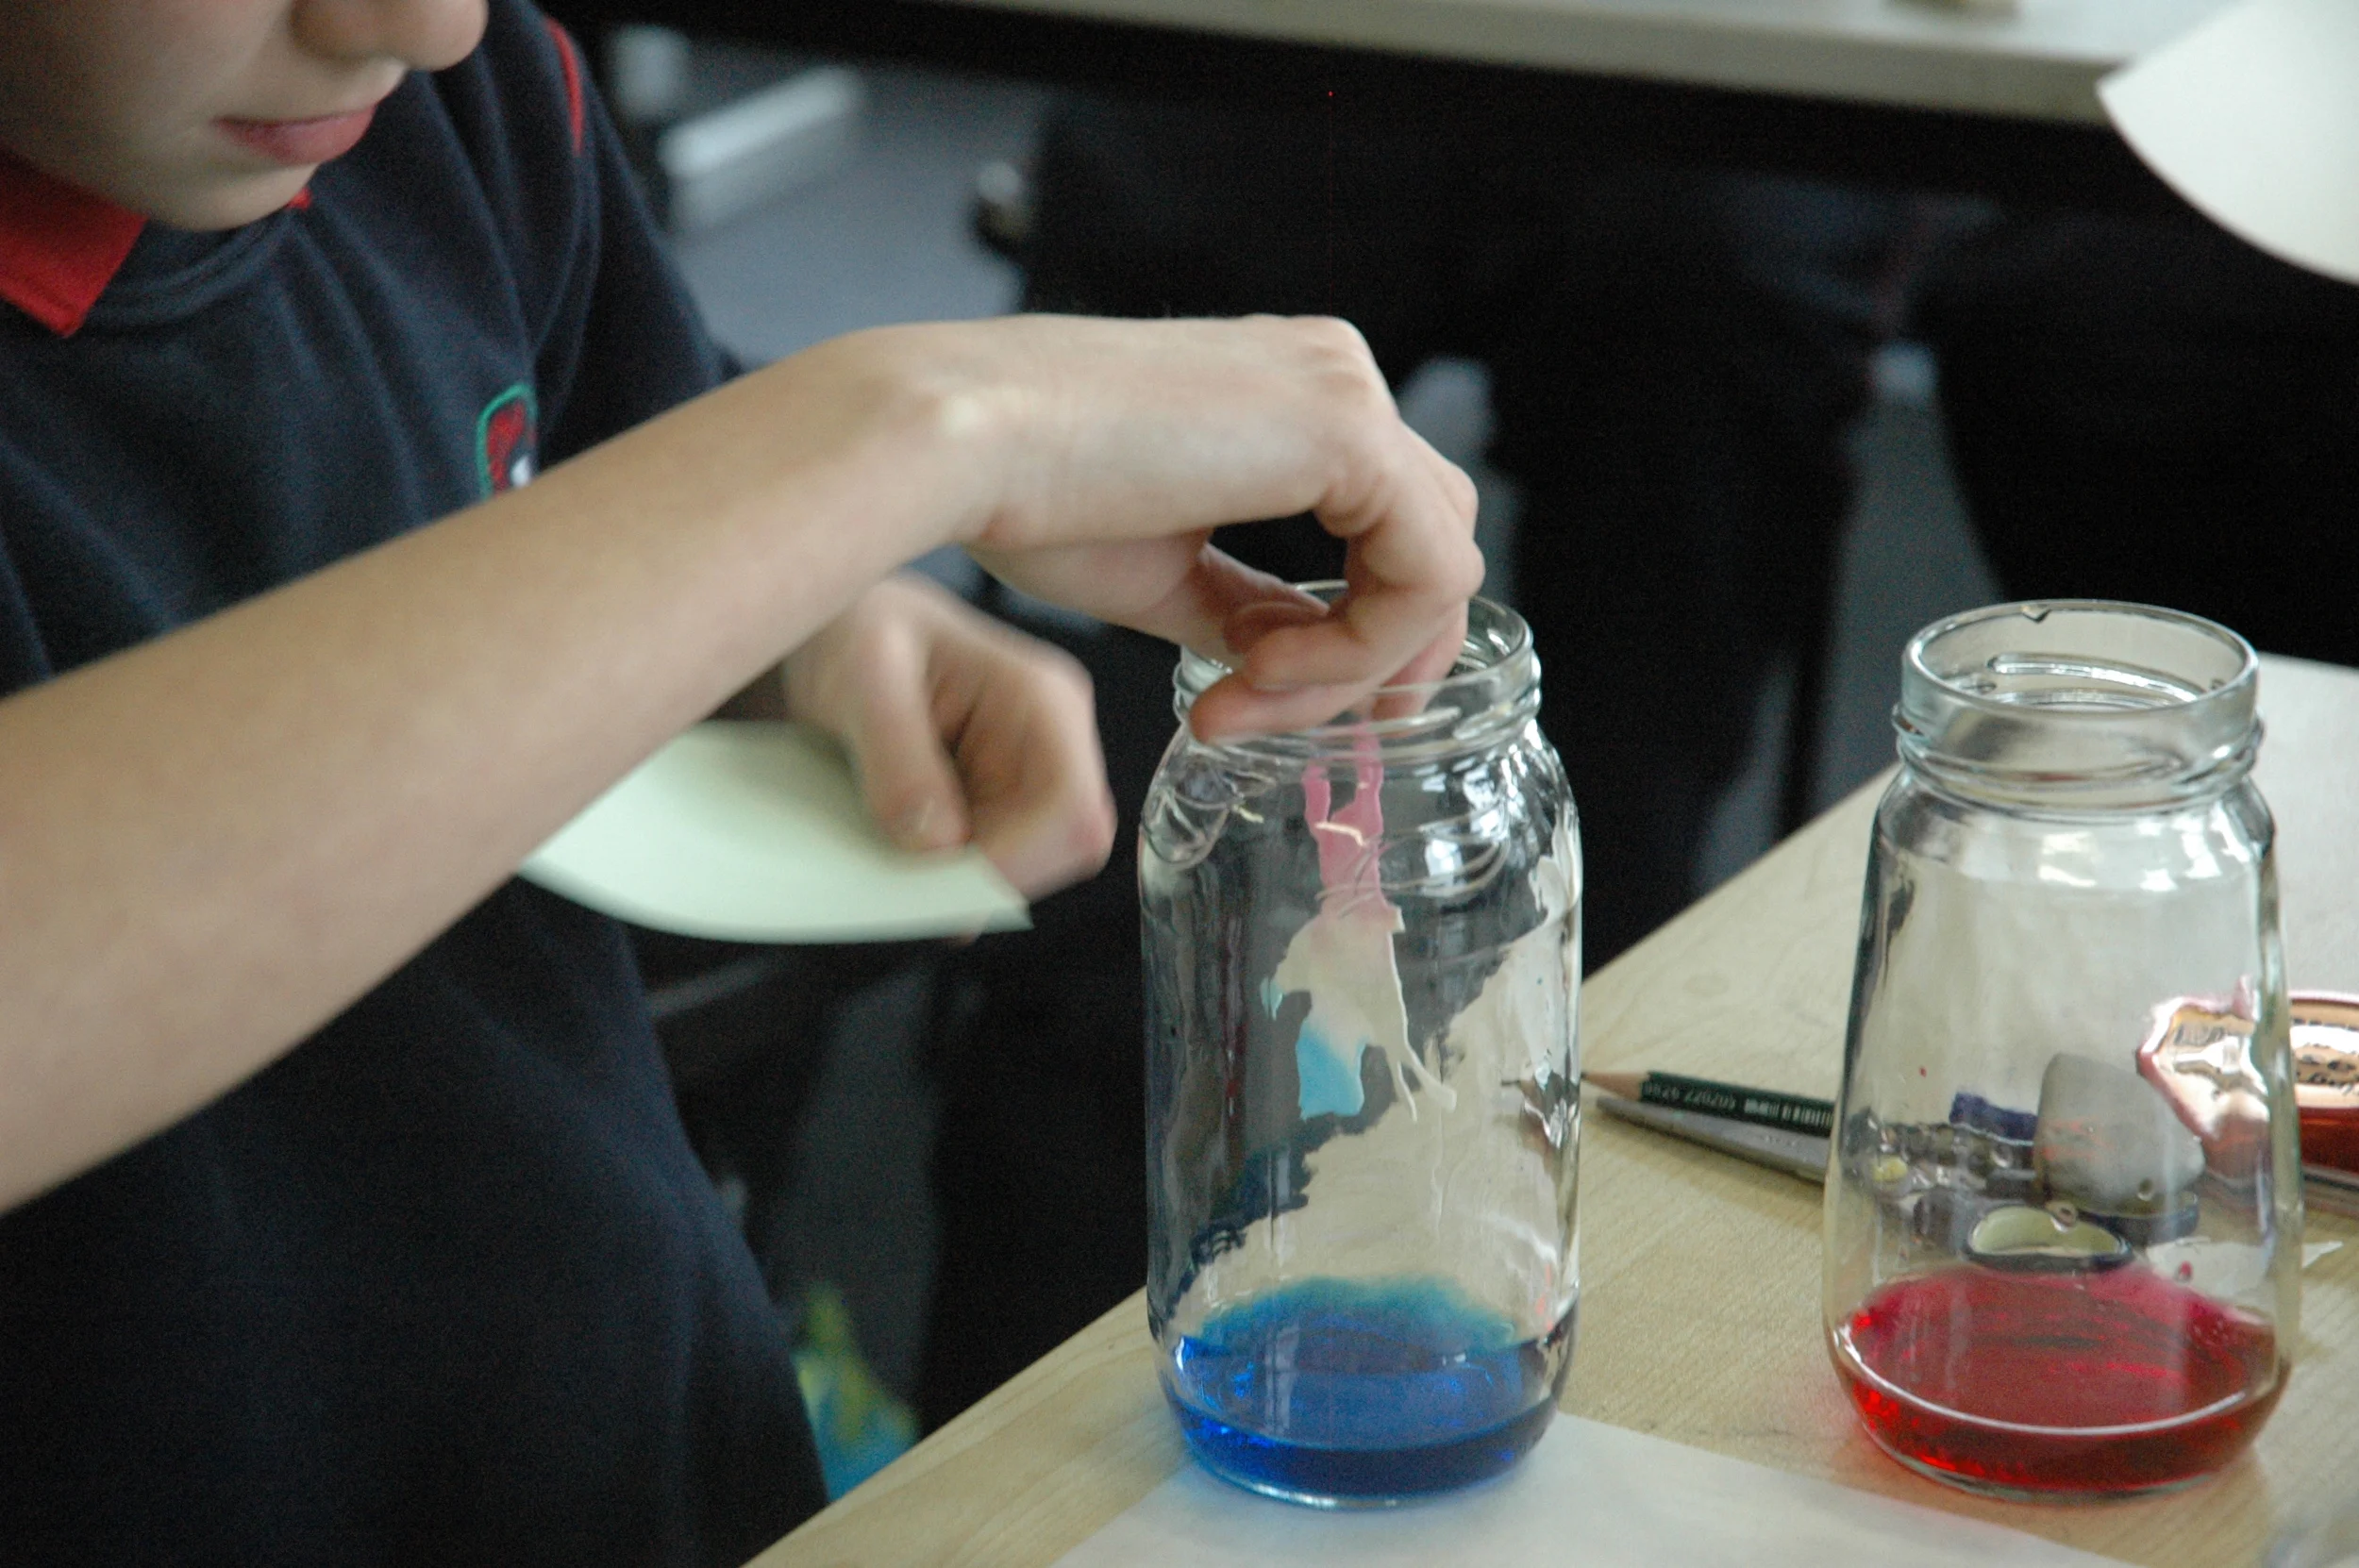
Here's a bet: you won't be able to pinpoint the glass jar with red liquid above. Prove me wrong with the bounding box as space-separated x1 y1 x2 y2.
1825 602 2300 1502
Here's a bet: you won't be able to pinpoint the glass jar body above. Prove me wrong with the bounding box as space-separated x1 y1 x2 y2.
1824 602 2300 1502
1139 595 1581 1507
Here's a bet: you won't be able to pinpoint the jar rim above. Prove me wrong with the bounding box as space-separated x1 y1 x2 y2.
1895 600 2262 807
1174 582 1531 702
1904 600 2258 722
1170 585 1538 761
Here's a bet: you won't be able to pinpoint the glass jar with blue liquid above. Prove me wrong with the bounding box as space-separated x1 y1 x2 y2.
1139 591 1581 1507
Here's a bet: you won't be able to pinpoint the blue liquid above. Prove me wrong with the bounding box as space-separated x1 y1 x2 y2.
1163 1276 1569 1506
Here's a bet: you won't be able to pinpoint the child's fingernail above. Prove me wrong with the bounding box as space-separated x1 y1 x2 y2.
897 800 945 846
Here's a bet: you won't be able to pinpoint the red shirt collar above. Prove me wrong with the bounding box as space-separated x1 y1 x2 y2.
0 151 147 337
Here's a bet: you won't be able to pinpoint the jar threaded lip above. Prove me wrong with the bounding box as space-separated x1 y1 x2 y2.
1895 600 2260 807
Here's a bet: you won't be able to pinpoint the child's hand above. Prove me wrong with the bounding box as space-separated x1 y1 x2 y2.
826 315 1483 739
781 574 1117 899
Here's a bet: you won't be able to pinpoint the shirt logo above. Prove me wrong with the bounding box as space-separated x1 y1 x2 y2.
477 383 540 496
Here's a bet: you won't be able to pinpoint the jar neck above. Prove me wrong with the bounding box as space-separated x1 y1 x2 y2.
1894 601 2260 810
1171 590 1541 766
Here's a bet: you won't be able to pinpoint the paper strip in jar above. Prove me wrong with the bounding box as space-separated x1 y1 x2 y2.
1261 740 1451 1121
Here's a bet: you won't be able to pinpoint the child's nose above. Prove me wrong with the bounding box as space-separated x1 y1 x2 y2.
293 0 489 74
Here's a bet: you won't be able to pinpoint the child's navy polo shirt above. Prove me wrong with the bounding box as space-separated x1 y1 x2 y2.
0 5 827 1562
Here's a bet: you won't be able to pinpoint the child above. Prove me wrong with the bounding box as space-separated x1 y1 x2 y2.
0 0 1479 1561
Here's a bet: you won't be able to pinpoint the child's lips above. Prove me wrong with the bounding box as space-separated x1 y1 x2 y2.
215 105 377 166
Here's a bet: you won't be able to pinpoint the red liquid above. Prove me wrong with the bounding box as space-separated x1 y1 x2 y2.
1832 1265 2283 1498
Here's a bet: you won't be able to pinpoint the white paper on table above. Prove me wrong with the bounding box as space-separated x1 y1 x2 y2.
2100 0 2359 285
1051 1415 2126 1568
520 720 1028 943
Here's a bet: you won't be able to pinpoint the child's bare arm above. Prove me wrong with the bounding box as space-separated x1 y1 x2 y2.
0 312 1479 1212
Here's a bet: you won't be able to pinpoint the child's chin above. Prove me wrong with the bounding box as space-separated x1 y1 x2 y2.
149 167 314 231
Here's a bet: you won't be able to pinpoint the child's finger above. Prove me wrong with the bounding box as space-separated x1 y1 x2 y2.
969 538 1325 669
1189 676 1377 739
1221 593 1333 652
839 632 970 856
962 671 1117 897
920 606 1115 897
1235 418 1482 699
1232 541 1483 700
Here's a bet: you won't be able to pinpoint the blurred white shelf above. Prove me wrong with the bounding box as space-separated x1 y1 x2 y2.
923 0 2232 123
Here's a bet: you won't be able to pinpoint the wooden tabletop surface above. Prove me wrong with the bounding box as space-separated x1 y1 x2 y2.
755 652 2359 1568
905 0 2231 124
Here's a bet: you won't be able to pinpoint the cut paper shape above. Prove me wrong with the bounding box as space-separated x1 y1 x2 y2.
1264 743 1452 1120
2100 0 2359 285
521 720 1028 943
1051 1414 2127 1568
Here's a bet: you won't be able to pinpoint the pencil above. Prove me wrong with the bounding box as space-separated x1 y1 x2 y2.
1584 1070 1836 1139
1592 1094 1829 1184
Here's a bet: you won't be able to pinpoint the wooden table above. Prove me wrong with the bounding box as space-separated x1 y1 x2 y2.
754 652 2359 1568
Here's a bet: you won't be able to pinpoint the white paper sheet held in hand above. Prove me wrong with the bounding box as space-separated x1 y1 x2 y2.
2100 0 2359 285
1053 1416 2128 1568
521 721 1028 942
